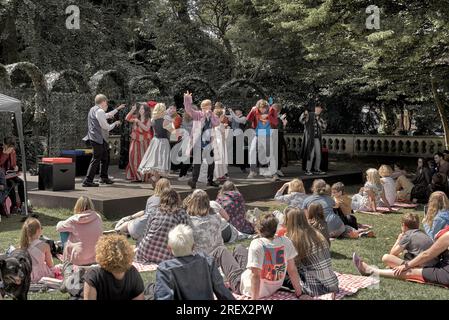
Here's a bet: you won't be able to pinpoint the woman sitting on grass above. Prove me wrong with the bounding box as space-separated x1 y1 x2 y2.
84 234 144 300
351 168 392 212
353 226 449 287
302 179 346 238
115 178 171 243
20 218 59 283
135 188 191 264
56 196 103 266
216 181 254 235
284 208 339 297
274 178 308 208
184 190 223 255
422 191 449 239
379 165 396 206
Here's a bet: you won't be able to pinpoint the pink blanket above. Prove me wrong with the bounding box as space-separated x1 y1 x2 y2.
132 262 158 272
234 272 379 300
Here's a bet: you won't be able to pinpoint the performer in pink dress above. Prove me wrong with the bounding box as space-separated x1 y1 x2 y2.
125 103 153 182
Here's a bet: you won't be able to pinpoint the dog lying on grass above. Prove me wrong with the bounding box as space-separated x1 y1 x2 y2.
0 249 32 300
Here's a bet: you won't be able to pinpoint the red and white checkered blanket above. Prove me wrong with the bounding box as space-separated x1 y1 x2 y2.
356 207 400 215
393 202 419 208
132 262 158 272
234 272 379 300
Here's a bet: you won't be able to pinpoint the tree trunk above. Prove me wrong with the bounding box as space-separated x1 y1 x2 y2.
431 77 449 149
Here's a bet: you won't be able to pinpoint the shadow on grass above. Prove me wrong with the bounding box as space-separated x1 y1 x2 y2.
0 212 63 233
330 251 349 260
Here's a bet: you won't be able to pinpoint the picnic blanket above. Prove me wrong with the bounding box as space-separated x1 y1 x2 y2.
393 202 419 209
356 207 400 215
132 262 158 272
234 272 379 300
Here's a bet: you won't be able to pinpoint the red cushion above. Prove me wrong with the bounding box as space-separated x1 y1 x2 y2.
42 157 73 164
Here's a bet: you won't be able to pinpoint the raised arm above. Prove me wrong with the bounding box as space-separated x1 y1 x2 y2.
183 91 202 120
299 111 309 125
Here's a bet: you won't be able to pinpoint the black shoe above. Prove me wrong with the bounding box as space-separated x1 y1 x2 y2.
100 178 114 185
207 181 220 187
187 179 196 190
82 181 99 187
313 170 326 175
304 171 313 176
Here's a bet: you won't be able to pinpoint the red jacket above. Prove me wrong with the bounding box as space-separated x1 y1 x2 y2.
246 106 278 129
0 149 17 171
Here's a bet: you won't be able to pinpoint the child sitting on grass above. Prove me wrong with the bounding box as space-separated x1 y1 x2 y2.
379 165 396 206
274 178 307 208
20 218 60 283
305 203 330 245
381 213 438 269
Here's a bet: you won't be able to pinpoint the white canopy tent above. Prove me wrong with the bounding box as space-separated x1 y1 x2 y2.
0 93 29 215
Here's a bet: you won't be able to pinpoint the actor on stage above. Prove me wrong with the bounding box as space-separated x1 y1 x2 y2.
246 99 279 180
82 94 124 187
183 91 220 189
125 103 152 182
213 102 229 182
227 107 248 173
300 103 327 176
138 103 174 188
0 136 25 213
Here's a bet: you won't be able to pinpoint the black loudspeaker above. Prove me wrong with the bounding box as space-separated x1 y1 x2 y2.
38 163 75 191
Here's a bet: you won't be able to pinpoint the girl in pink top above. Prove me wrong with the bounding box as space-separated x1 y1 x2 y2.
56 196 103 266
20 218 56 283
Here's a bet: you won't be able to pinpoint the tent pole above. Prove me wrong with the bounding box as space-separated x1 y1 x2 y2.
15 110 28 216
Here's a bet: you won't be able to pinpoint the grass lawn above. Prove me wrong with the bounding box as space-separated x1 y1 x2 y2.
1 195 449 300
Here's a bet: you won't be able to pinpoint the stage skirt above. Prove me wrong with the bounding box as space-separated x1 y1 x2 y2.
138 137 171 176
126 137 151 182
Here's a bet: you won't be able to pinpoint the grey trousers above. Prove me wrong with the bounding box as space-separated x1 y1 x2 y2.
306 138 322 172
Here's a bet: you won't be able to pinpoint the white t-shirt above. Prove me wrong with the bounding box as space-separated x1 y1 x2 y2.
240 236 297 298
381 177 396 206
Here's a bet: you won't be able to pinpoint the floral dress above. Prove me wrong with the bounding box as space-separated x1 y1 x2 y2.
216 191 255 234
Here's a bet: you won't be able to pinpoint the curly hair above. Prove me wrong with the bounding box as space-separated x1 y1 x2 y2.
95 234 134 273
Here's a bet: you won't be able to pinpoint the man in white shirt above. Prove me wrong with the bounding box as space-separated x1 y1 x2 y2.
82 94 125 187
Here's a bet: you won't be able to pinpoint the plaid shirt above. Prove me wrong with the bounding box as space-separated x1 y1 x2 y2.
135 209 191 264
297 243 339 296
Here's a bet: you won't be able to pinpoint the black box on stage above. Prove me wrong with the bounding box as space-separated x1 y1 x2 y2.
38 163 75 191
301 147 329 172
60 150 93 176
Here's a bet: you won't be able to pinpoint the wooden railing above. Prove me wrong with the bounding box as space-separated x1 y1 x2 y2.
285 134 446 158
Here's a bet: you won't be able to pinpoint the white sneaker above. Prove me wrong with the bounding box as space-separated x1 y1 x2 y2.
178 176 190 182
247 172 257 179
271 175 279 182
276 170 284 177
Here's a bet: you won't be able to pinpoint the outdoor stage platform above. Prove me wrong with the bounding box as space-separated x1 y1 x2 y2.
27 165 363 219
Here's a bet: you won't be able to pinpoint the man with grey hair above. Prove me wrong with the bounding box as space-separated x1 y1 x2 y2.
82 94 125 187
145 224 235 300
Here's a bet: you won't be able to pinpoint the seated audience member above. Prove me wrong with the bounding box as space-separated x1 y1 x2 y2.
274 178 308 208
352 168 392 212
0 137 25 213
411 158 433 203
381 213 438 269
331 182 358 230
210 200 249 243
184 190 223 255
135 188 191 264
146 224 235 300
240 213 302 299
396 174 415 203
84 234 144 300
20 218 58 283
391 162 408 180
303 179 346 238
434 152 449 177
428 159 437 176
306 203 330 245
429 173 449 196
422 191 449 239
353 227 449 287
284 208 339 296
216 181 254 234
379 165 396 206
56 196 103 266
273 206 291 237
115 178 171 242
